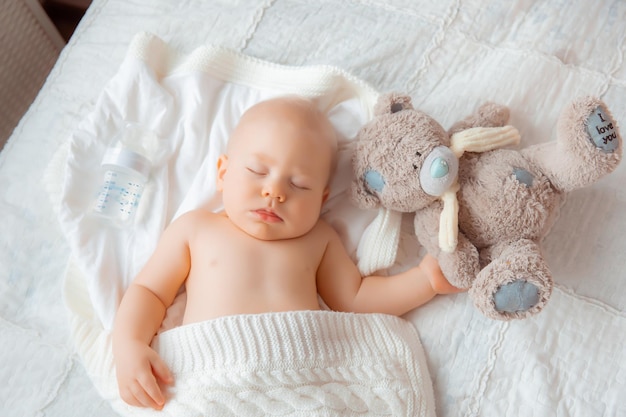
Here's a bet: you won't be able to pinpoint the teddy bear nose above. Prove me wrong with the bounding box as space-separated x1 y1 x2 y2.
420 146 459 197
430 158 450 178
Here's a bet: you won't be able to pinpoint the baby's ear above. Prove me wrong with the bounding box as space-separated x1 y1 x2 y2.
374 92 415 116
216 154 228 190
322 187 331 204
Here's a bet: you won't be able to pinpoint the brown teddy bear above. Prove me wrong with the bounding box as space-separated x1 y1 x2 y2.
350 93 622 320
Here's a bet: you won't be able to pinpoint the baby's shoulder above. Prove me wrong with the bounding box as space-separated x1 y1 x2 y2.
168 209 222 235
174 208 217 224
310 218 341 241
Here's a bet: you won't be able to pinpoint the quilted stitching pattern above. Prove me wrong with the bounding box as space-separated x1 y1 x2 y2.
1 1 625 416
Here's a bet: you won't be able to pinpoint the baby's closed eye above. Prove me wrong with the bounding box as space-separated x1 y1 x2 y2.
246 166 267 176
290 179 311 190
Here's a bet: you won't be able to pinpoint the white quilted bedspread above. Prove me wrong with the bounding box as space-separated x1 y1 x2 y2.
1 1 625 416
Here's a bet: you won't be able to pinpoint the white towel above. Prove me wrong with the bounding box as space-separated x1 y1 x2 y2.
57 32 380 330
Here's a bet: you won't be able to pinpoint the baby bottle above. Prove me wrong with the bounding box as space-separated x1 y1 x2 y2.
93 122 156 225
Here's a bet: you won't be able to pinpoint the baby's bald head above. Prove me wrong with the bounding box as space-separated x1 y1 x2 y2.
227 96 338 176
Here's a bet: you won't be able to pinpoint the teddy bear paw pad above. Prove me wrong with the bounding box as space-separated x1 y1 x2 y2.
493 280 540 313
587 106 618 153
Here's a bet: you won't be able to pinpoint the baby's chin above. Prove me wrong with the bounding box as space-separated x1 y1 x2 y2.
236 221 312 241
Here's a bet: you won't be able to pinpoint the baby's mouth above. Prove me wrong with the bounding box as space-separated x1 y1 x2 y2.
253 208 283 223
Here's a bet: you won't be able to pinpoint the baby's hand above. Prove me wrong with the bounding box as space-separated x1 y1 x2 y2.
420 254 466 295
114 339 173 410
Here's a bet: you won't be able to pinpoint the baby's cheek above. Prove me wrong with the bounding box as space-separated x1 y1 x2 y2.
297 203 323 230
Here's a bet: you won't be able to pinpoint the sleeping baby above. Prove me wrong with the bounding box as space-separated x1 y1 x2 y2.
112 95 461 411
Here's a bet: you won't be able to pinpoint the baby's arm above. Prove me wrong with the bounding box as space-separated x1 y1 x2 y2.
112 212 196 409
316 223 460 316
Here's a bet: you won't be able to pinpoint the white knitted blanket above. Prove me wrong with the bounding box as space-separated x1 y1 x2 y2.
65 262 435 417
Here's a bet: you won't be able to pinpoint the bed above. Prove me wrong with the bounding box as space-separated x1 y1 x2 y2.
2 1 625 416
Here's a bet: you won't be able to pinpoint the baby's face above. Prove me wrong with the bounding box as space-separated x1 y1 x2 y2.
218 99 335 241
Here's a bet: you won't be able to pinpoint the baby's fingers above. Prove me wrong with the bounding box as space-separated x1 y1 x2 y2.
135 374 166 410
151 354 174 385
421 254 467 295
119 381 160 410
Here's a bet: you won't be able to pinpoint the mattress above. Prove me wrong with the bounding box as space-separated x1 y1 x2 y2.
1 1 625 416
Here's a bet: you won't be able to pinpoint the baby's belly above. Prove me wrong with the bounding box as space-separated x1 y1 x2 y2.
182 280 321 325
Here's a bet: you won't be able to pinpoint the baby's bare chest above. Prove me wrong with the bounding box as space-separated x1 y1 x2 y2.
187 226 326 287
180 216 329 322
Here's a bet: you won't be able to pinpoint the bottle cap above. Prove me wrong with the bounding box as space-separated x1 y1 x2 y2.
102 147 151 179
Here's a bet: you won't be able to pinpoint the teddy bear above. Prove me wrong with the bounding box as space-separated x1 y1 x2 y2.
350 93 622 320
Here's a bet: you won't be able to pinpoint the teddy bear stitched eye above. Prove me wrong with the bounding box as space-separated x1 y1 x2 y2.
413 151 422 169
390 103 404 113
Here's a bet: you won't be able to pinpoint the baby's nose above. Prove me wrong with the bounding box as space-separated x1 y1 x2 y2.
262 182 286 202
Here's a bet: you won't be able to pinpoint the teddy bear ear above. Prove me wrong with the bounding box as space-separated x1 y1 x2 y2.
350 175 382 209
374 92 415 116
448 102 510 135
